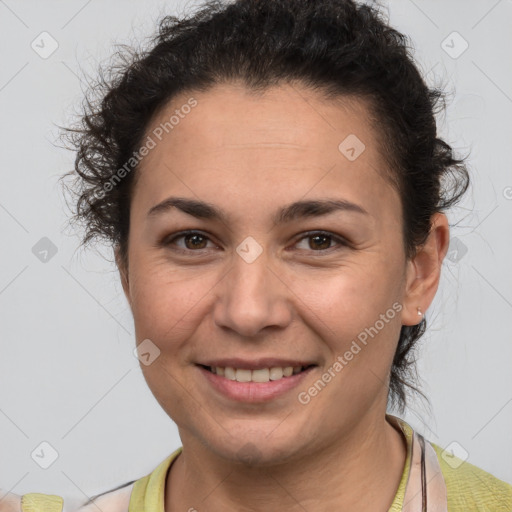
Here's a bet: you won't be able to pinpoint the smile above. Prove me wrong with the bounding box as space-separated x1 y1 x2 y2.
200 364 315 382
197 364 317 402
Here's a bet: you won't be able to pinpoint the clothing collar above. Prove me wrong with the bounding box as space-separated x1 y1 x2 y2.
130 416 448 512
387 414 448 511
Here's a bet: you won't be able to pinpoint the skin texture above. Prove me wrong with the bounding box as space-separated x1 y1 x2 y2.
117 82 450 511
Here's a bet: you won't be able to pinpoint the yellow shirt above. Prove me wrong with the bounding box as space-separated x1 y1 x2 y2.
128 418 512 512
388 418 512 511
14 417 512 511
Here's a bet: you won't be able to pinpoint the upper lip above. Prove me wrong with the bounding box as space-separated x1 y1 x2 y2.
197 358 317 370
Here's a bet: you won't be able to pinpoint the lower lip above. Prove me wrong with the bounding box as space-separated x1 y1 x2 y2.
197 365 316 403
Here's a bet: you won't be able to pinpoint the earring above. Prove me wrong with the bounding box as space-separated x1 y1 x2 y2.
417 307 423 318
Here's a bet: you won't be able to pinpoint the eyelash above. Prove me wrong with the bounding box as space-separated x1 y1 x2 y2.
162 230 349 255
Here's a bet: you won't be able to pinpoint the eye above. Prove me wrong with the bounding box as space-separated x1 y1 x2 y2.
162 230 349 255
163 230 217 252
293 231 348 253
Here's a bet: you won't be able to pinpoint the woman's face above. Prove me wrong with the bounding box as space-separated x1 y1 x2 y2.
119 82 425 464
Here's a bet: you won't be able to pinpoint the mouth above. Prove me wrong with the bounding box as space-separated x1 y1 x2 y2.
197 364 317 383
196 363 318 403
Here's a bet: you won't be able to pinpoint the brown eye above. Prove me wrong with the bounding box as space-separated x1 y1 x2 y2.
294 231 348 253
308 234 332 250
182 233 208 250
164 230 216 252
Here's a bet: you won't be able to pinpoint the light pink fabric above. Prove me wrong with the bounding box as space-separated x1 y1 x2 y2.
75 482 134 512
401 426 448 511
2 419 449 511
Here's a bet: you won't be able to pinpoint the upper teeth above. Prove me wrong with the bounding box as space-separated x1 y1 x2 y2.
210 366 305 382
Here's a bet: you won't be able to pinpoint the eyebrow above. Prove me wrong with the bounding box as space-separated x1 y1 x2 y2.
147 196 369 224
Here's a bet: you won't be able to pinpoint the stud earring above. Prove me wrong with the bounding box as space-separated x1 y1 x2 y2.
417 307 423 318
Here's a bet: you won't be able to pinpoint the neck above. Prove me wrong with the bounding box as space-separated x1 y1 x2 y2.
165 413 407 512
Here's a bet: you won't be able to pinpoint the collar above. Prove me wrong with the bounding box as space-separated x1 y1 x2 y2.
387 414 448 511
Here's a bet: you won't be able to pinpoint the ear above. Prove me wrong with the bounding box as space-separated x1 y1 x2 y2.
401 212 450 326
115 244 131 308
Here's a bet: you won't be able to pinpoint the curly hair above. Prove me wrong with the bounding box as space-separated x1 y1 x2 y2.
61 0 469 413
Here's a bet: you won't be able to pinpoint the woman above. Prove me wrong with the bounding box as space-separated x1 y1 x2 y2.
2 0 511 510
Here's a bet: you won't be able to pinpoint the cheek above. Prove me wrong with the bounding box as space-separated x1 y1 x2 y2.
128 257 217 341
302 268 403 381
140 359 201 428
299 264 398 332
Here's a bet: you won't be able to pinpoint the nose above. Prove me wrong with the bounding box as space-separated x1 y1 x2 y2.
213 249 293 338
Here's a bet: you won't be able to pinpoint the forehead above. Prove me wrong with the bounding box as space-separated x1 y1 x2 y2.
133 82 399 223
145 82 379 154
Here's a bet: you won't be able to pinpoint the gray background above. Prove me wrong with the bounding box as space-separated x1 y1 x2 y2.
1 0 511 504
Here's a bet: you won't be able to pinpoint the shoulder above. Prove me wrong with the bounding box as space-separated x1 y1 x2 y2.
0 491 21 512
0 492 64 512
76 480 135 511
430 441 512 512
0 481 135 512
0 449 182 512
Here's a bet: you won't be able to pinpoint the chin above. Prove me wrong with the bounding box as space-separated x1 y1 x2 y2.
204 429 308 467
